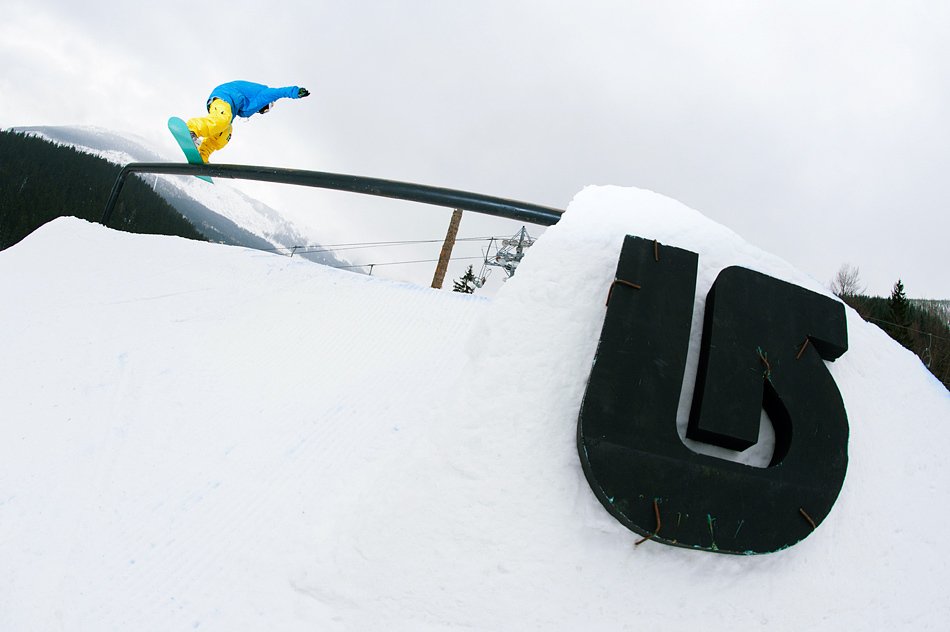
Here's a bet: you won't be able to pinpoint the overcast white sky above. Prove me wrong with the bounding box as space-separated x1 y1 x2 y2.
2 0 948 298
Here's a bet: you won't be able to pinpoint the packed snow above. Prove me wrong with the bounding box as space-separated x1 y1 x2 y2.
1 185 948 630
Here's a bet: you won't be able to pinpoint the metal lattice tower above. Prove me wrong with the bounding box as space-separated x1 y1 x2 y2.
475 226 535 287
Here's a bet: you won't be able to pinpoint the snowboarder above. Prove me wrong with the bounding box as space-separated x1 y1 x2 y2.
186 81 310 163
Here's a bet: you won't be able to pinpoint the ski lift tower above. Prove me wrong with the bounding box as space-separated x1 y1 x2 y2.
476 226 535 287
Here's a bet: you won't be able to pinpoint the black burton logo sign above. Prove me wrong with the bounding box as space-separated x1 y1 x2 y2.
577 235 849 554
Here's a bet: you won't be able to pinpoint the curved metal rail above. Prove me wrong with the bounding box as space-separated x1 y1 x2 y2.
101 162 563 227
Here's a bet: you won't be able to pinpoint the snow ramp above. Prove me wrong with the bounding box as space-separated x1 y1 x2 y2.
1 185 948 630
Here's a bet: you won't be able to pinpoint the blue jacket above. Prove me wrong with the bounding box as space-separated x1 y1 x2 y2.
207 81 301 119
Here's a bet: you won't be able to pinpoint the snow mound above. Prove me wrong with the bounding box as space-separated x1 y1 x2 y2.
1 186 947 630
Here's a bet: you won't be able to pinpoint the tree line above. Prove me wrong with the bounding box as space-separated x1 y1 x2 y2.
0 130 205 250
832 264 949 390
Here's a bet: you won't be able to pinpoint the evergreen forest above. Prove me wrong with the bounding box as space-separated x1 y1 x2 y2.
0 130 205 250
840 288 949 390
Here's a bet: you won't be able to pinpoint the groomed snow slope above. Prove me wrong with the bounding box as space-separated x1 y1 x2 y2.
1 186 948 631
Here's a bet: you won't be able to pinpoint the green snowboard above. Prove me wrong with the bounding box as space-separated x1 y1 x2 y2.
167 117 212 183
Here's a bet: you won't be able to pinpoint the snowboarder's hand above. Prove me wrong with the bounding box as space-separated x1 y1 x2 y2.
298 88 310 98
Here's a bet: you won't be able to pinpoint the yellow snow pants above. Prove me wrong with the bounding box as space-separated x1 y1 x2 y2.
186 98 233 163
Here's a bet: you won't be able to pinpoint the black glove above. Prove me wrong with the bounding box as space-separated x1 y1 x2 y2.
298 87 310 98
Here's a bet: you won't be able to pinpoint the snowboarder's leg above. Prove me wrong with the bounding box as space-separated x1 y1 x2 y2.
198 125 232 163
186 99 233 140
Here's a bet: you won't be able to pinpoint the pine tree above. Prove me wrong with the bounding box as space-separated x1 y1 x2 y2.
889 279 909 321
452 265 477 294
888 279 911 346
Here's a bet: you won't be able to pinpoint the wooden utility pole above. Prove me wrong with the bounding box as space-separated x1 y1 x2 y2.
431 208 463 289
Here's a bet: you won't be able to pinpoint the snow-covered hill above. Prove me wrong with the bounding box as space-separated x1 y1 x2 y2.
11 125 352 269
1 186 947 630
914 299 950 323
